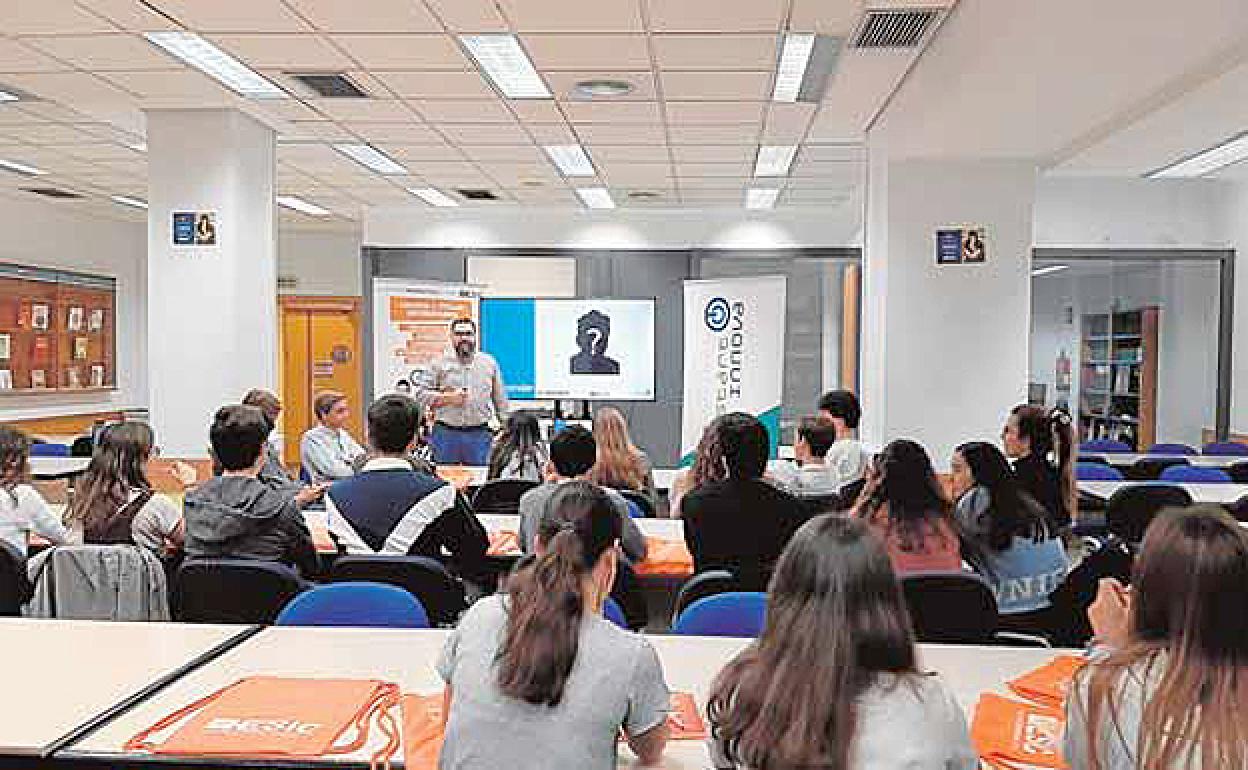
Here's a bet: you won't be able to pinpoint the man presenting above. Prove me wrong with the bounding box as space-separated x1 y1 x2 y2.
417 317 508 465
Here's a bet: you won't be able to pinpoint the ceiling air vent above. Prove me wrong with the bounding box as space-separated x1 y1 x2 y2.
23 187 83 199
850 8 943 48
286 72 370 99
456 188 499 201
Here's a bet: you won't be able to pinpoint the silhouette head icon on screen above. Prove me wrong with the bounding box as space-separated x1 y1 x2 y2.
570 309 620 375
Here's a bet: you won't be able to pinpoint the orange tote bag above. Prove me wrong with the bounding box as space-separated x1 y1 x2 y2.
400 693 445 770
1007 655 1085 712
971 692 1068 770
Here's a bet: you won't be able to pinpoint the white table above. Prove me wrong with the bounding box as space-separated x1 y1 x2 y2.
1079 480 1248 505
0 619 252 758
1090 452 1245 469
29 456 91 480
477 513 682 541
63 625 1073 767
444 465 686 494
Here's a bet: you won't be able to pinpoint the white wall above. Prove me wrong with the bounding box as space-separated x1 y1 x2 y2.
0 192 146 421
278 227 362 296
1227 181 1248 434
1034 177 1232 247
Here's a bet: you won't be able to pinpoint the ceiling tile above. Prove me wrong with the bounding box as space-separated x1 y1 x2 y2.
3 71 139 105
664 101 764 124
659 70 770 100
508 187 578 203
74 0 181 31
668 123 759 144
761 103 816 142
409 99 515 123
436 122 531 145
678 176 746 189
651 34 776 70
378 143 463 161
523 122 579 144
597 163 673 183
547 71 657 101
371 70 496 100
574 122 665 144
483 163 564 185
396 160 482 177
141 0 312 33
497 0 643 32
587 144 670 162
0 39 75 73
523 34 651 71
798 143 865 163
281 120 360 141
330 35 469 70
309 98 419 122
285 0 441 32
563 101 661 124
674 162 749 177
788 0 864 36
210 34 354 70
249 98 327 122
56 142 144 161
790 161 861 185
343 122 444 143
0 105 54 124
458 143 543 162
508 99 565 123
99 69 232 100
2 2 119 35
645 0 786 33
423 0 508 31
670 144 754 163
22 34 174 71
783 188 854 204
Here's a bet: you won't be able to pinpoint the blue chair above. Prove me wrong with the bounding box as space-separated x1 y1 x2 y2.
603 597 628 629
276 582 429 628
1147 443 1198 456
1080 440 1132 454
1160 465 1232 484
1076 462 1125 481
29 443 70 457
299 465 313 484
624 500 643 519
672 592 766 637
1203 442 1248 457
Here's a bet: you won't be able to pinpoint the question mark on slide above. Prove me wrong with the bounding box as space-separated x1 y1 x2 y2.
588 328 602 355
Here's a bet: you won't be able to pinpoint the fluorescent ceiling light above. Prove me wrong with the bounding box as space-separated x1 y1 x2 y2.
127 141 147 153
110 195 147 209
144 31 286 99
773 34 816 102
576 187 614 209
0 90 18 103
0 158 47 176
543 144 595 177
333 143 408 175
1147 132 1248 178
1031 264 1070 277
408 187 459 208
460 34 551 99
745 188 780 210
754 145 798 177
277 195 330 216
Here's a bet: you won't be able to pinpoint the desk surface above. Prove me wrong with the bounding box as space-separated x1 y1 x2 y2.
29 456 91 480
1079 479 1248 505
1090 453 1244 469
65 625 1071 767
477 512 682 541
0 619 248 757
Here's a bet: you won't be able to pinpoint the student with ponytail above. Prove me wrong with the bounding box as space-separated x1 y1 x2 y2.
1002 405 1075 532
437 480 670 770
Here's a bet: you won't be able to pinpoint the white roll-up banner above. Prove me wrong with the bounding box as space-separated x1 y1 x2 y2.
680 275 787 465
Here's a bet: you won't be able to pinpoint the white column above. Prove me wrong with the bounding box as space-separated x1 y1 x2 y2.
146 109 277 456
860 150 1037 468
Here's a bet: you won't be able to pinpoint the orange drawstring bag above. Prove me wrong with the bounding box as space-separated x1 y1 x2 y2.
125 677 401 770
487 530 520 556
1007 655 1085 712
666 692 707 740
971 692 1068 770
399 693 445 770
634 538 694 578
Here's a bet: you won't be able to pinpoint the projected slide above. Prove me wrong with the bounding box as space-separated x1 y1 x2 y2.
480 298 656 401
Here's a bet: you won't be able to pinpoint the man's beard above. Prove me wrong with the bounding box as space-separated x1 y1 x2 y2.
455 341 475 357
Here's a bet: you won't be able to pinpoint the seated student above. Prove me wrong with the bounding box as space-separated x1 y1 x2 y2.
325 395 488 579
486 411 547 483
438 481 670 770
185 405 320 576
950 441 1069 614
1002 405 1075 532
300 391 366 483
517 425 645 564
0 426 70 557
669 421 726 518
1066 506 1248 769
709 515 976 769
242 388 292 484
852 439 961 575
771 416 845 499
588 406 657 507
67 423 183 555
815 389 870 489
681 413 809 590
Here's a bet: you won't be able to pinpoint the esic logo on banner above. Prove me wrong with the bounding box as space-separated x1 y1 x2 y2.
706 297 744 415
204 718 323 736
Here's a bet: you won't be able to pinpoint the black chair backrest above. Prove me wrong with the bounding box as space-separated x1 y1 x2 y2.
839 478 867 508
173 559 304 624
1044 536 1134 648
800 493 845 516
1077 454 1110 466
1229 461 1248 484
900 573 998 644
1227 495 1248 523
329 555 466 626
1125 457 1188 481
70 436 94 458
471 479 540 516
0 541 31 616
1105 484 1192 544
672 569 740 625
619 489 655 518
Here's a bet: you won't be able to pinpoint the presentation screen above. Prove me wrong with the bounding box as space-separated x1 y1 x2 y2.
480 298 656 401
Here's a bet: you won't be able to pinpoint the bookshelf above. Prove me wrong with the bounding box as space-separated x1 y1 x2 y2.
1078 307 1158 449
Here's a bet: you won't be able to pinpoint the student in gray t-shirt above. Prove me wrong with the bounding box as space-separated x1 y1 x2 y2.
437 481 670 770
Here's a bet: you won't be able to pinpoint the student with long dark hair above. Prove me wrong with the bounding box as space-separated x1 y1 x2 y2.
0 426 69 556
950 441 1068 615
68 422 183 554
669 420 727 518
1066 506 1248 769
1003 405 1075 532
851 439 961 575
437 481 670 769
486 410 547 482
708 515 975 769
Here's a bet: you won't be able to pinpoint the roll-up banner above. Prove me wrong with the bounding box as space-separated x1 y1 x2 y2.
371 279 479 400
680 275 787 465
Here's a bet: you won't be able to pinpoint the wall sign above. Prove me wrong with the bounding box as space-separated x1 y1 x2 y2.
173 211 217 246
936 227 986 265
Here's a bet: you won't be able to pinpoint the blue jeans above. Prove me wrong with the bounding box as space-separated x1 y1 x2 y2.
430 424 492 466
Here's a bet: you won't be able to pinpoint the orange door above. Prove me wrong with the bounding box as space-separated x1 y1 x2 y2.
279 297 363 472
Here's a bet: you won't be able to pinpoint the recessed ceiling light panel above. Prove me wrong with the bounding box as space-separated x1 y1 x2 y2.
333 143 407 175
576 187 614 209
145 31 286 99
1147 132 1248 178
110 195 148 209
754 145 798 177
460 34 551 99
408 187 459 207
0 158 47 176
745 188 780 209
277 195 331 216
543 144 596 177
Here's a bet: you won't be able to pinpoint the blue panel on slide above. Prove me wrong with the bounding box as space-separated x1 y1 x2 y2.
480 298 536 399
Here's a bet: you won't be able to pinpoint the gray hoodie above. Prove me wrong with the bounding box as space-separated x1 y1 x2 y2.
184 475 318 576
